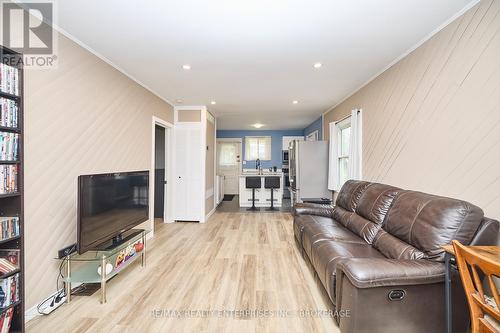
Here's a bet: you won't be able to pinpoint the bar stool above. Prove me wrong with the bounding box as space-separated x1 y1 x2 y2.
264 176 280 211
246 176 261 211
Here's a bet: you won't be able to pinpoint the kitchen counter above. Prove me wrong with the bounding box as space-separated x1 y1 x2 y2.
239 172 283 177
238 172 283 207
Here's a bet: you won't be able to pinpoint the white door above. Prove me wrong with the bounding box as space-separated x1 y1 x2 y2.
174 123 202 220
217 140 241 195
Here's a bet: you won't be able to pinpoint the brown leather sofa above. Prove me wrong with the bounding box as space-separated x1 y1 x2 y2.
293 180 499 333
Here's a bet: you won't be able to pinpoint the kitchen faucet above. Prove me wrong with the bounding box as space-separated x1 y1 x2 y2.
256 159 261 174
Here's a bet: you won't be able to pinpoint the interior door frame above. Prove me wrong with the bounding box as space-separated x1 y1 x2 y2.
151 116 174 235
217 138 243 195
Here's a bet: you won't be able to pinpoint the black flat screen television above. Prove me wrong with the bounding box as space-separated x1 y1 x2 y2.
77 171 149 254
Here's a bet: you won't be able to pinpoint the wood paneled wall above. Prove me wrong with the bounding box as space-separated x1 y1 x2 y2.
24 32 173 309
324 0 500 221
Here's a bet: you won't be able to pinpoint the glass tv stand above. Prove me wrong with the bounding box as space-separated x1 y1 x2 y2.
57 229 150 304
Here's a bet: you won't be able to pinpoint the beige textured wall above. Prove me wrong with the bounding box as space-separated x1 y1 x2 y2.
324 0 500 220
178 109 201 122
24 32 173 308
205 115 215 214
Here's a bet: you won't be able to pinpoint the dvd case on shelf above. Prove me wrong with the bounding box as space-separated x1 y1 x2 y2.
0 63 18 96
0 250 19 275
0 166 18 194
0 273 19 308
0 218 19 242
0 132 19 161
0 99 17 129
0 307 13 333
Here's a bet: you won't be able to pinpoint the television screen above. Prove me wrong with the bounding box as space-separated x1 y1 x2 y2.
77 171 149 253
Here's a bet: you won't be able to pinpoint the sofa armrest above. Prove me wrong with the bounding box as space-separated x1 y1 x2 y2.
292 203 335 218
336 258 445 289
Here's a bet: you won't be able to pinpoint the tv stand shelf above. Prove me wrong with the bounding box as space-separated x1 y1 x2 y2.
57 229 149 304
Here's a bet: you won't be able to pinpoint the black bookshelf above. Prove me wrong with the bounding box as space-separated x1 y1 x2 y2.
0 45 24 333
0 92 19 101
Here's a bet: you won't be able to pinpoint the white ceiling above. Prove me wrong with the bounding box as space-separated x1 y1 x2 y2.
54 0 475 130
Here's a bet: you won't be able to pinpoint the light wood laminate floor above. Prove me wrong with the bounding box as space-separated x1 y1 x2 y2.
27 212 340 333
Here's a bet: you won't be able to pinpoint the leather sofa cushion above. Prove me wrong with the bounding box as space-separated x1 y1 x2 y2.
299 215 338 247
293 202 335 218
355 183 401 224
302 219 366 258
293 203 336 245
384 191 484 261
333 206 353 227
344 214 380 244
294 213 340 246
373 230 424 260
343 183 401 244
310 240 385 300
335 180 371 211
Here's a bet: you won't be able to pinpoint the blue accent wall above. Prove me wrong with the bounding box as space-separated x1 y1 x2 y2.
217 129 304 169
303 116 323 140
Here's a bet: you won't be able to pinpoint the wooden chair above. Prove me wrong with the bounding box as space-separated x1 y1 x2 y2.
452 240 500 333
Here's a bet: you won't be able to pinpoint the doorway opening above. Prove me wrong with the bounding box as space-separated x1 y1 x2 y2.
216 138 242 195
151 117 173 233
155 125 166 221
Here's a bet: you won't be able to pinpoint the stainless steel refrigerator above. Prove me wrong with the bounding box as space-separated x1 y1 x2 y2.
288 140 330 205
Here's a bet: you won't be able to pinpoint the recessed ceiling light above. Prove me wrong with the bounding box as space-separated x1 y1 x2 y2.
182 64 191 70
176 99 183 104
210 101 216 105
313 62 322 69
252 123 264 128
292 100 299 104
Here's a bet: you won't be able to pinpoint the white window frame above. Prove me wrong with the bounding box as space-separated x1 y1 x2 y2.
244 136 272 161
337 117 351 190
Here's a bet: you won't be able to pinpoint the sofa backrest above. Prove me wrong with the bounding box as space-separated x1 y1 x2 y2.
470 217 500 246
383 191 484 261
343 183 401 243
335 180 371 212
333 180 371 226
372 229 425 259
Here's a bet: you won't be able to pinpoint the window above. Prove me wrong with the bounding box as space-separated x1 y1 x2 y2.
218 142 238 166
337 118 351 189
244 136 271 160
328 109 362 192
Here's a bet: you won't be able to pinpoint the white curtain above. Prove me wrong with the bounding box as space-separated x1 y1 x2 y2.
244 136 271 160
348 109 362 180
328 122 340 191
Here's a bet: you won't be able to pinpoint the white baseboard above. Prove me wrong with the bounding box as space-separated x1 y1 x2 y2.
205 206 216 221
25 301 44 323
